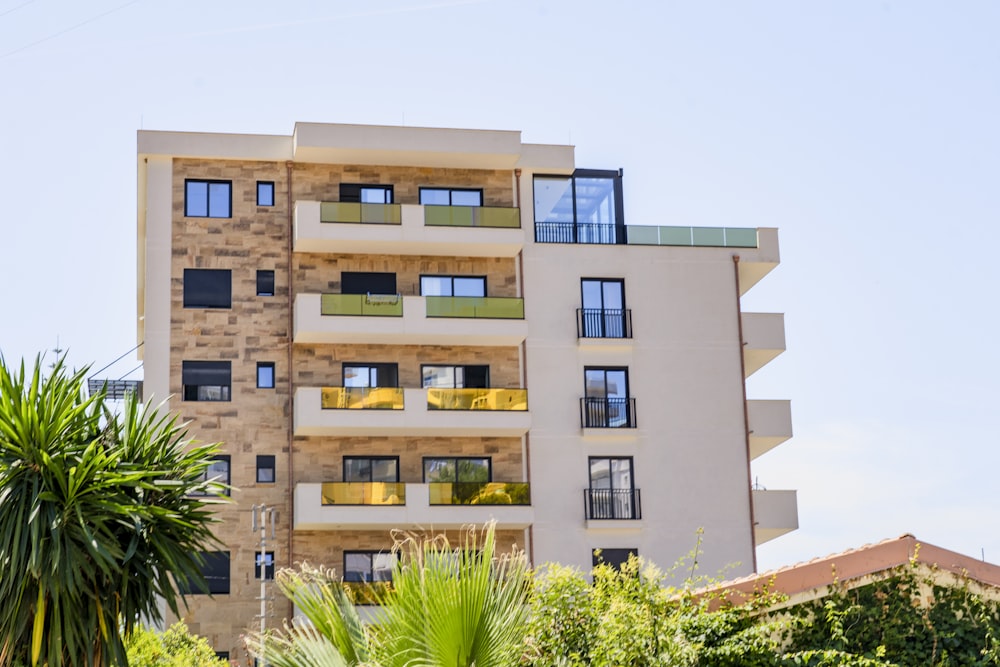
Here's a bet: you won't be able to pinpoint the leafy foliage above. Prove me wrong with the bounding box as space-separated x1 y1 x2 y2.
0 356 227 666
124 623 229 667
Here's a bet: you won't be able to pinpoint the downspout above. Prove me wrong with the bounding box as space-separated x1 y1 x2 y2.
285 161 295 593
732 255 758 573
514 167 534 565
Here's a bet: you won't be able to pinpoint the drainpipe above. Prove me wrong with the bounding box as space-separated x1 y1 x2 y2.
285 161 295 595
732 254 758 573
514 168 533 565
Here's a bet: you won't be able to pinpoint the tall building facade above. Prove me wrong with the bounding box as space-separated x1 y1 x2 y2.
137 122 796 659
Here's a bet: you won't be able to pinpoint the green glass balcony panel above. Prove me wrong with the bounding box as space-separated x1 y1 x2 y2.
691 227 727 247
321 482 406 505
320 293 403 316
426 388 528 411
428 482 531 506
724 227 759 247
424 296 524 319
321 386 405 410
423 205 521 228
624 225 659 245
660 227 696 245
320 202 401 224
625 226 759 248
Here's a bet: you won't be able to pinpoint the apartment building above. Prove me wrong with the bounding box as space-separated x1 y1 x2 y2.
136 122 796 660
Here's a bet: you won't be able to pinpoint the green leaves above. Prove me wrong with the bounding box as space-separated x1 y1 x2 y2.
0 355 226 666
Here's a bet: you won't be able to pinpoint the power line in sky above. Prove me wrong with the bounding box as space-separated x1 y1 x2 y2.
0 0 37 19
0 0 141 60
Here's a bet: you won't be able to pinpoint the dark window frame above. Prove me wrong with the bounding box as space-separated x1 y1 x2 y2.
179 550 230 594
532 169 625 244
257 181 275 207
190 454 231 497
256 270 275 297
254 551 275 580
584 366 631 399
418 187 484 207
420 364 490 389
342 362 400 388
419 275 487 297
340 183 394 204
257 362 276 389
183 269 232 309
184 179 232 218
256 455 276 484
343 550 397 583
422 456 492 483
343 456 401 483
182 361 231 402
579 278 630 339
592 547 638 571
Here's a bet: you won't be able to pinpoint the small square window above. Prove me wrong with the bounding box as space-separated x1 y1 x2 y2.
257 455 276 483
257 270 275 297
257 363 275 389
254 551 275 580
183 269 232 309
257 181 275 207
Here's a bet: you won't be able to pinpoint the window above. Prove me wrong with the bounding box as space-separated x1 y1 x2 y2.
257 181 275 206
256 269 275 296
185 180 232 218
191 455 231 496
419 187 482 207
340 183 393 204
178 551 230 594
592 548 638 571
420 275 486 297
344 456 399 482
423 457 491 483
215 653 229 662
588 457 638 519
344 551 396 583
257 362 275 389
582 367 633 428
343 363 398 388
579 278 629 338
421 365 489 389
256 455 275 483
182 361 231 402
183 269 232 308
341 271 397 295
533 169 624 244
254 551 275 580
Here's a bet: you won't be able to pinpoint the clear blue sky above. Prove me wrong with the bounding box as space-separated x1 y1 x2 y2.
1 0 997 572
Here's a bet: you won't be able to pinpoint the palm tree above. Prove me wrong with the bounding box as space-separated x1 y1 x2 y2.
0 355 227 667
251 522 530 667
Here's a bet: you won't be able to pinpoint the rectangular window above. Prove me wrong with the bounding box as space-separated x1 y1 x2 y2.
343 363 399 388
341 271 397 295
419 187 483 207
421 365 489 389
340 183 394 204
182 361 231 402
191 455 231 496
257 362 275 389
183 269 232 308
419 275 486 297
257 181 275 206
254 551 275 580
588 456 638 519
185 180 232 218
256 270 275 297
533 170 624 244
179 551 230 594
582 367 633 428
256 455 275 483
344 551 396 583
592 548 638 571
423 457 491 483
579 278 630 338
344 456 399 483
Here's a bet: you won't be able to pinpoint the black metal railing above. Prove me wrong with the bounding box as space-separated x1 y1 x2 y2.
577 308 632 339
580 397 637 428
534 221 622 244
584 488 641 520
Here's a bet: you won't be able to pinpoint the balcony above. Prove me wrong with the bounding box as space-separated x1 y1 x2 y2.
294 482 534 530
294 387 531 437
535 222 624 245
580 397 637 429
294 200 524 257
747 400 793 460
742 312 786 377
577 308 632 341
321 482 406 505
584 488 641 520
294 293 527 346
626 225 758 248
752 489 799 544
428 482 531 505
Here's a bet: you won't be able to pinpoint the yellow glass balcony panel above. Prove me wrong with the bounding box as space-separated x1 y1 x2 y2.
320 202 401 224
321 386 405 410
426 388 527 411
424 296 524 319
320 293 403 317
428 482 531 505
320 482 406 505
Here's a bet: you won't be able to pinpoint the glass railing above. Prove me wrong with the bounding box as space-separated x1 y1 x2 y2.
427 388 528 411
320 482 406 505
320 202 401 224
626 226 758 248
344 581 393 605
320 293 403 317
425 296 524 319
428 482 531 506
321 386 405 410
424 205 521 228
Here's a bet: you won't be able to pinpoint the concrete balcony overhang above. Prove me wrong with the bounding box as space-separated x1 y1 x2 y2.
293 293 527 346
753 489 799 544
737 228 780 295
294 201 524 257
747 399 793 459
294 387 531 437
742 312 786 377
294 483 534 531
